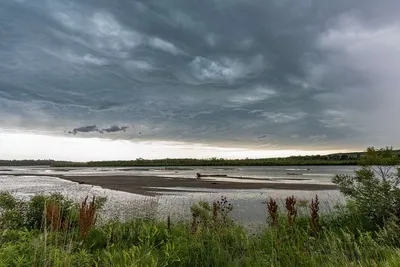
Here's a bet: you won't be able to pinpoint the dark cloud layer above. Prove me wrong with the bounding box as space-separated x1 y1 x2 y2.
69 125 100 135
67 125 129 135
1 0 399 149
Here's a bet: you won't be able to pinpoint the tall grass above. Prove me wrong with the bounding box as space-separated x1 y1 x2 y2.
1 192 400 266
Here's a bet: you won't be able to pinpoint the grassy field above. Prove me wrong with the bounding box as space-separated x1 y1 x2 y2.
1 192 400 266
1 147 400 266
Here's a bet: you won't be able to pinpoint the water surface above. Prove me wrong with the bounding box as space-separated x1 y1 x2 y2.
0 166 352 226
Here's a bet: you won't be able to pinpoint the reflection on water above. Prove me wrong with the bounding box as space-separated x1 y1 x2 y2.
0 166 351 226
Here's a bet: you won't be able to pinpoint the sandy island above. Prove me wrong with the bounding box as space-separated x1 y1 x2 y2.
60 175 338 196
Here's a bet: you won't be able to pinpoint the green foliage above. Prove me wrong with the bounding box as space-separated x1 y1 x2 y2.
191 201 212 226
190 196 234 231
359 147 400 173
26 193 77 230
94 196 107 210
0 192 18 210
0 193 24 229
0 193 106 231
1 200 400 266
332 147 400 230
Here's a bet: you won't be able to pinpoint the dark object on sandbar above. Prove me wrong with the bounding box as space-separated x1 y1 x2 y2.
196 173 202 179
78 181 85 184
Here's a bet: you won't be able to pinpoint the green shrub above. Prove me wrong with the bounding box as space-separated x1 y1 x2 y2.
0 192 18 210
26 193 77 230
0 193 106 231
0 192 24 229
332 147 400 231
190 196 234 232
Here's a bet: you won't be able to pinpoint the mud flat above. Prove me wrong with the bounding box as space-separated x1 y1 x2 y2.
61 174 338 196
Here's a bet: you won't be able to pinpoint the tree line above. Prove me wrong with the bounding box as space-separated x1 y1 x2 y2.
1 150 398 167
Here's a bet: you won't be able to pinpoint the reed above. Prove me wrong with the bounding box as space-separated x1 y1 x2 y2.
309 194 320 237
285 195 297 229
45 202 62 232
78 196 97 238
266 197 278 227
167 215 171 232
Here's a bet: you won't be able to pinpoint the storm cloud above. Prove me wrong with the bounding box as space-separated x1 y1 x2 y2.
69 125 100 135
68 125 129 134
1 0 399 150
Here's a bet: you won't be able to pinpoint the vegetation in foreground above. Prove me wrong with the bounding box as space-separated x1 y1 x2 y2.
1 147 400 266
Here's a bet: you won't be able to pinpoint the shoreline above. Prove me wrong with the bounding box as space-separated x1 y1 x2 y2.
60 174 338 196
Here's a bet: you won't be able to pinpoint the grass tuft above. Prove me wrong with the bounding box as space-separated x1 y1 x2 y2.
78 196 97 238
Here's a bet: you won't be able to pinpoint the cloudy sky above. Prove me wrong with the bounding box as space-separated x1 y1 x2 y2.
0 0 399 160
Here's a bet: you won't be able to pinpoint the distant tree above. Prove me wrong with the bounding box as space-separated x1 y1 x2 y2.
359 147 398 182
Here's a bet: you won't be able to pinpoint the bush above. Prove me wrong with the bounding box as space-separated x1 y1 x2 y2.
190 196 234 233
332 147 400 230
0 193 106 231
0 192 24 229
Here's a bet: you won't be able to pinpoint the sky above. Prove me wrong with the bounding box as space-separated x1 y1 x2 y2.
0 0 399 160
